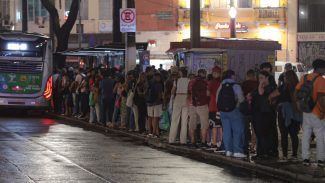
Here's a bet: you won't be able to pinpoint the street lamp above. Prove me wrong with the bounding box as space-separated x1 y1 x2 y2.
229 6 237 38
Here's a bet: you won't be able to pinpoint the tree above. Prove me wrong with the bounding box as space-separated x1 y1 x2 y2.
40 0 80 68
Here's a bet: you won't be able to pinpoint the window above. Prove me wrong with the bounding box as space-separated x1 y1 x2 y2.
65 0 88 20
299 0 325 32
210 0 252 8
275 66 283 72
260 0 280 8
99 0 112 20
184 0 208 8
0 0 10 20
27 0 48 21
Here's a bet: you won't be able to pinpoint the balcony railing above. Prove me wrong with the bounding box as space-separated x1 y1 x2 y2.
254 7 286 22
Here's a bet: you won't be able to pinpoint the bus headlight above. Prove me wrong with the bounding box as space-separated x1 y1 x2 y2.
43 76 52 100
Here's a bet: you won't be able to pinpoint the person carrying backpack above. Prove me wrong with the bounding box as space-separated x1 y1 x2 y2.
216 70 245 158
295 59 325 167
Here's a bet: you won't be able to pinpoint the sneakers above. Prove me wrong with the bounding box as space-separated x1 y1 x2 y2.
226 151 233 157
233 153 247 158
318 160 325 167
303 159 311 166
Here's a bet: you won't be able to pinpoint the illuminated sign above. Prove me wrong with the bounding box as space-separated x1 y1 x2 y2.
7 43 27 50
215 23 248 33
215 23 242 30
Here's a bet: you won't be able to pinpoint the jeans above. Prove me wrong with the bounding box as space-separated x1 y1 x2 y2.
302 113 325 161
278 109 300 157
220 108 245 154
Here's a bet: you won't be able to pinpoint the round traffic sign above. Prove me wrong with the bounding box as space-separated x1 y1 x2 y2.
121 9 135 24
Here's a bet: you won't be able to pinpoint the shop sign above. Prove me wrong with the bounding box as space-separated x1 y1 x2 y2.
215 22 248 32
297 33 325 42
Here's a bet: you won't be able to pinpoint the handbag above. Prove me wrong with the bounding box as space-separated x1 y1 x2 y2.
159 111 170 130
126 82 138 107
126 90 135 107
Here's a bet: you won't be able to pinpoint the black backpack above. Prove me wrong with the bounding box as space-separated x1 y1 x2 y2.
217 83 237 112
296 75 320 113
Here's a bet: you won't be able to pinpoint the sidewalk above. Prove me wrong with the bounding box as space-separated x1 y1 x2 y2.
48 113 325 183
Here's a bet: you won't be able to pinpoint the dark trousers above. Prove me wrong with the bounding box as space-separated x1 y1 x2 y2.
253 112 278 157
80 93 89 115
101 98 114 124
278 109 300 157
136 99 147 132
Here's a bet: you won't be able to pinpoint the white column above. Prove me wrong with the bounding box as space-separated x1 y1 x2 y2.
287 0 298 62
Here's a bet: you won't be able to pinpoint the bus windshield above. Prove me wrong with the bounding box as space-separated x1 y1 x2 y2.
0 40 47 57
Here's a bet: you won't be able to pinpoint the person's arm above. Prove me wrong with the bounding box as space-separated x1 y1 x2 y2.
318 92 325 120
235 84 245 104
269 88 281 100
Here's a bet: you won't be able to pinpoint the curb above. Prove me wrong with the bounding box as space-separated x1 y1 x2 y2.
47 113 325 183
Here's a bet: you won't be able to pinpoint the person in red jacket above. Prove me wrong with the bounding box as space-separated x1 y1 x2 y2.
208 66 222 149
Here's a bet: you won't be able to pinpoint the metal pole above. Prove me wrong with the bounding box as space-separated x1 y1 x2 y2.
190 0 200 48
22 0 28 32
230 0 236 38
78 0 82 49
49 0 55 51
113 0 122 43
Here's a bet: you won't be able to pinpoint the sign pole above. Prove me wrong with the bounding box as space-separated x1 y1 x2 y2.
120 6 136 76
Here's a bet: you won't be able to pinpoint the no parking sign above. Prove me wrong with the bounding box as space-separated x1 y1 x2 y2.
120 8 136 33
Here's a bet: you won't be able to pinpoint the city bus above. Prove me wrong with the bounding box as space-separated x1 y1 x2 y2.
0 32 53 110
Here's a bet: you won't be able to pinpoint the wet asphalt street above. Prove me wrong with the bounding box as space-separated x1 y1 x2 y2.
0 115 284 183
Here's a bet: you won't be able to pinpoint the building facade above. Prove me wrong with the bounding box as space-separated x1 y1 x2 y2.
178 0 290 61
2 0 113 48
296 0 325 67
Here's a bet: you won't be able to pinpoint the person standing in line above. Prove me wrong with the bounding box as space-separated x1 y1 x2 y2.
251 71 278 160
296 59 325 167
241 69 259 154
189 69 210 148
217 70 246 158
74 68 83 117
100 70 115 126
134 73 147 133
208 66 223 149
270 70 302 160
146 72 164 138
169 68 190 145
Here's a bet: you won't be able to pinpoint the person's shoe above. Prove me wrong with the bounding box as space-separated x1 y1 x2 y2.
146 134 153 138
303 159 311 166
188 143 198 149
289 155 298 161
226 151 233 157
233 153 247 158
215 147 225 153
199 143 210 149
317 160 325 167
251 155 263 161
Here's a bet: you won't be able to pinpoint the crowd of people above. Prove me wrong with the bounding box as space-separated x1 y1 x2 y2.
52 59 325 167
